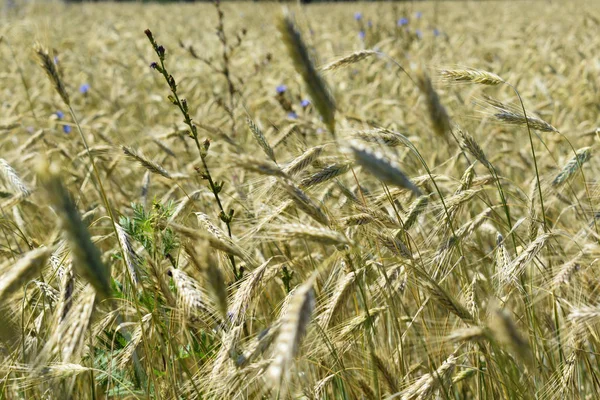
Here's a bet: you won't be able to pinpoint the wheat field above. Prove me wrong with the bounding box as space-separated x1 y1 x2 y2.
1 0 600 398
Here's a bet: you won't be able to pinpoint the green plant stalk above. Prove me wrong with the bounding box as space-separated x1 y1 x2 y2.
152 47 240 280
505 83 547 234
504 83 547 374
342 252 380 400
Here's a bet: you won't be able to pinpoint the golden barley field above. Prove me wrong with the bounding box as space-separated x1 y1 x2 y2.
1 0 600 398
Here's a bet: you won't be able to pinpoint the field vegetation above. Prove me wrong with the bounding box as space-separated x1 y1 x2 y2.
1 1 600 398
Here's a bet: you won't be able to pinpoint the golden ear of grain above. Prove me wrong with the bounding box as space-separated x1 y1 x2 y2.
415 67 451 138
266 273 316 393
115 224 141 287
552 147 592 187
373 352 399 393
346 141 422 196
278 10 336 134
283 145 325 176
169 267 221 326
278 179 330 226
321 50 377 71
122 145 172 179
247 117 276 162
352 128 410 147
299 162 350 188
37 161 112 299
401 354 457 400
33 42 70 106
456 127 491 169
505 232 554 282
403 195 429 230
0 247 51 301
420 274 474 323
229 258 272 326
490 308 534 367
185 243 228 321
34 285 97 369
485 97 559 133
0 159 30 197
440 68 504 85
319 270 358 328
274 223 348 246
231 154 287 178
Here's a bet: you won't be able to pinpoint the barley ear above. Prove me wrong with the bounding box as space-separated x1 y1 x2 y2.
266 273 317 393
552 147 592 187
0 247 51 302
440 68 504 85
278 10 336 134
34 43 70 106
415 67 451 139
37 161 112 299
247 117 276 162
321 50 377 71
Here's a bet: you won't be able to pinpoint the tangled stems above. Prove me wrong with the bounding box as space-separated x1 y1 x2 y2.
145 29 240 280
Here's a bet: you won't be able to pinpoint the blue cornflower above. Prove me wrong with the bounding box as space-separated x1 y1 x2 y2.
56 111 65 119
433 28 441 37
367 20 373 28
79 83 90 94
287 112 298 119
358 30 366 40
354 12 362 21
53 56 59 65
63 125 72 134
415 11 423 19
276 84 287 94
398 18 409 27
300 99 310 108
415 29 423 39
